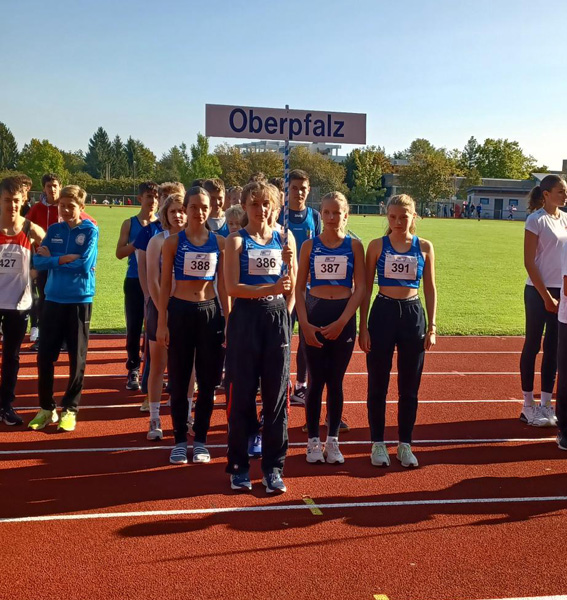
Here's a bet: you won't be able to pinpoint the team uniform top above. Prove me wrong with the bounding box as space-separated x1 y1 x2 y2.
174 230 220 281
376 235 424 289
309 235 354 289
238 228 284 285
278 206 321 250
133 221 163 252
126 216 144 278
0 222 33 311
525 208 567 288
207 216 230 238
33 219 99 304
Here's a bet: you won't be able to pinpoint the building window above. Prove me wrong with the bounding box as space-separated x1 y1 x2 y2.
480 197 490 205
509 199 519 207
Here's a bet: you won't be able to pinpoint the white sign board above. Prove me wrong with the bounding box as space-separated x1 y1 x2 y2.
206 104 366 144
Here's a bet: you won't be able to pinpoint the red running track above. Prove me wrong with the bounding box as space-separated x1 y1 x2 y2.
1 335 566 600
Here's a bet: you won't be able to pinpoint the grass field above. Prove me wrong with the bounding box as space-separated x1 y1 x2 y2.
86 206 527 335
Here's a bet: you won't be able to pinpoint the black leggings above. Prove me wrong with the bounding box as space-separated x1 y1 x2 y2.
303 295 355 438
520 285 560 393
556 322 567 436
366 294 426 444
168 297 225 444
124 277 145 371
291 309 308 383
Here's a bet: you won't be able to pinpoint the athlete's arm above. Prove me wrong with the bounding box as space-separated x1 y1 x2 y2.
215 235 231 336
320 238 366 341
421 238 437 350
116 218 135 259
146 234 163 309
524 230 558 313
156 235 177 348
359 238 381 353
295 239 322 348
284 231 298 313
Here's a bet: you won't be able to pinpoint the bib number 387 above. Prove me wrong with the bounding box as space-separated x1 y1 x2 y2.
183 252 217 278
384 254 418 280
314 255 348 280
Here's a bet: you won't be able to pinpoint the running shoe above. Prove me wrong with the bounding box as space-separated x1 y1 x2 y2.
324 437 344 464
540 404 558 426
306 437 325 463
28 408 58 430
126 369 140 391
29 327 39 342
290 385 307 406
1 406 23 426
557 432 567 451
230 473 252 491
248 433 262 459
371 442 390 467
147 417 163 441
140 396 150 412
58 410 77 432
193 444 211 464
169 444 188 465
262 470 287 494
520 405 552 427
396 443 418 468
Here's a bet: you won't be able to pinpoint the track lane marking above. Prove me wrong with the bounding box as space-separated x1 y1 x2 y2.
1 495 566 524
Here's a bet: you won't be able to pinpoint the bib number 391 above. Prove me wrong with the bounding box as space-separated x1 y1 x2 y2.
183 252 217 278
314 255 348 280
248 249 282 276
384 254 418 280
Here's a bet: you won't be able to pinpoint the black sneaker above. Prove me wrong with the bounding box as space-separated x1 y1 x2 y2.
557 432 567 451
126 369 140 391
290 385 307 405
1 406 23 426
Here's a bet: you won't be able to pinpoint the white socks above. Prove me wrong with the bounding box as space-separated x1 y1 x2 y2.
149 402 160 419
522 391 534 407
541 391 553 406
522 391 553 407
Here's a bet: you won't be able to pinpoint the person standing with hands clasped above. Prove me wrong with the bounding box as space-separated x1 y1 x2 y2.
520 175 567 427
295 192 365 465
359 194 436 468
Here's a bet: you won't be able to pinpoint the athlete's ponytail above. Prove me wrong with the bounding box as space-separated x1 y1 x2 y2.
385 194 417 235
527 175 564 213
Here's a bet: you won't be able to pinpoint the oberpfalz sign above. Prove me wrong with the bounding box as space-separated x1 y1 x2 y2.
206 104 366 144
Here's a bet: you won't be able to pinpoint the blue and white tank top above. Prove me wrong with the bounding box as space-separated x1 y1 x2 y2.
376 235 424 289
174 230 220 281
207 216 230 238
239 228 284 285
286 207 318 250
126 216 144 278
309 235 354 289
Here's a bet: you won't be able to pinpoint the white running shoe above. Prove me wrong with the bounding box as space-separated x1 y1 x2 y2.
147 417 163 441
371 442 390 467
140 396 150 412
540 404 557 426
193 444 211 463
324 437 345 464
521 404 552 427
397 443 418 468
29 327 39 342
306 437 325 463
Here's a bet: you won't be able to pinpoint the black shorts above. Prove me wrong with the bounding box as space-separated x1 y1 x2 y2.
145 297 158 342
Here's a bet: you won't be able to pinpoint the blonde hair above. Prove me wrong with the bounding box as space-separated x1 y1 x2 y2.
159 193 185 230
241 181 280 227
225 203 245 224
386 194 417 235
60 185 87 208
320 191 349 232
158 181 185 201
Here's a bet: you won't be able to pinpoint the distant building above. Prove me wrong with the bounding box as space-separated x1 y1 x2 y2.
235 140 347 163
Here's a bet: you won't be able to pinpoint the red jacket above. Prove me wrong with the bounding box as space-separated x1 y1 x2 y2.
27 199 97 231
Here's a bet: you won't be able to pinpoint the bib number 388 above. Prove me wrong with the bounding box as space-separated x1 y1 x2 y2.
183 252 217 278
384 254 418 280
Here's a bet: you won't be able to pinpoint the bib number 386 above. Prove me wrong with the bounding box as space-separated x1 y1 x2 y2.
248 249 282 276
384 254 418 280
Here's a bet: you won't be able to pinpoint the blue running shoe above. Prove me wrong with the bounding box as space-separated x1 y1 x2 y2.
262 470 287 494
248 433 262 459
230 473 252 491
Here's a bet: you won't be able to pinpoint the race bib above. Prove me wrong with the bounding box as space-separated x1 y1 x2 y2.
248 249 282 276
0 250 23 273
384 254 417 280
183 252 217 278
314 255 348 280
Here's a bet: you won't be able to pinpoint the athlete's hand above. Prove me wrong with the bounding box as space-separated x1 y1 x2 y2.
358 328 371 353
274 275 292 294
37 246 51 257
156 324 169 348
59 254 80 264
425 331 436 350
320 319 345 341
282 244 294 267
544 295 559 313
302 322 323 348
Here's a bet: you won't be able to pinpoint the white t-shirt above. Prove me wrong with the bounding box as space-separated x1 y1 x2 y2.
558 243 567 324
525 208 567 288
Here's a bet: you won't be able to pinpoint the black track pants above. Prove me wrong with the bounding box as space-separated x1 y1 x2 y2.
124 277 145 371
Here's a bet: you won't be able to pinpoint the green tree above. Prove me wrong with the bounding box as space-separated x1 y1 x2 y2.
398 151 454 214
246 151 283 181
344 146 391 190
17 139 67 189
85 127 113 179
289 146 346 195
456 167 483 200
187 133 221 181
214 143 250 186
125 137 156 180
110 136 129 178
344 146 388 203
155 144 193 186
459 136 481 171
0 123 19 170
60 149 86 174
475 138 537 179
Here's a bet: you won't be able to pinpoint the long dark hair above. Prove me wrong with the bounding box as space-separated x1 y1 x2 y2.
527 175 565 213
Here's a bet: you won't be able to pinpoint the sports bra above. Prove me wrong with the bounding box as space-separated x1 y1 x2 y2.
376 235 424 289
174 230 219 281
309 235 354 289
239 228 283 285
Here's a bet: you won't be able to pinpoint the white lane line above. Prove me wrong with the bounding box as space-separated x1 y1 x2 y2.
1 495 566 524
0 438 557 455
14 399 525 410
14 371 531 379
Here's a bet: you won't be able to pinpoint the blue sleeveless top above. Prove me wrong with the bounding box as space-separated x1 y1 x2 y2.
208 217 230 238
239 228 284 285
286 207 318 250
376 235 424 289
126 216 144 278
174 230 220 281
309 235 354 289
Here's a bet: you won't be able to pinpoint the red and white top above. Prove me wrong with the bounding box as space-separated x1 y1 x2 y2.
0 223 33 311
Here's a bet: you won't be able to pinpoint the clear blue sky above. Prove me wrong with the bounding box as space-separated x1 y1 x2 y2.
3 0 567 168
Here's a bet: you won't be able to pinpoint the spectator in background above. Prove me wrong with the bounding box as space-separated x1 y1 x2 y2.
379 201 386 215
443 204 448 218
17 175 33 217
476 203 482 221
